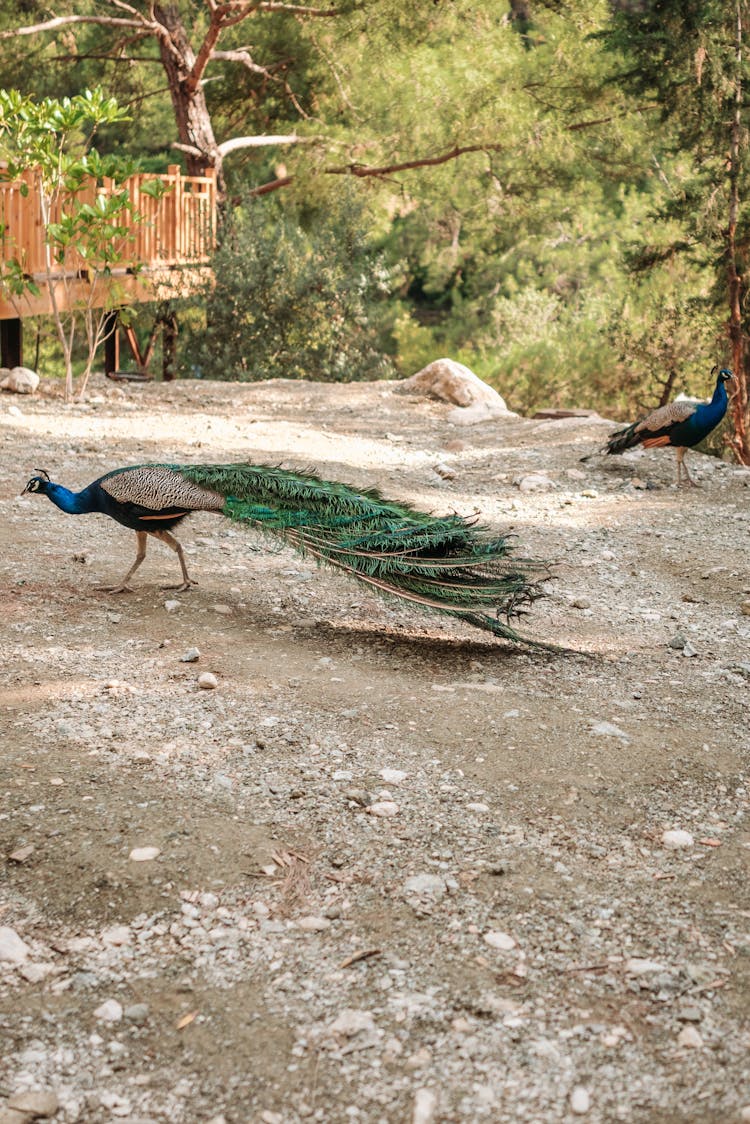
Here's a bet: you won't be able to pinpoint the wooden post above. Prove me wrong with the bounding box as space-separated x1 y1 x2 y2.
169 165 183 263
0 318 23 368
162 311 177 382
103 310 120 375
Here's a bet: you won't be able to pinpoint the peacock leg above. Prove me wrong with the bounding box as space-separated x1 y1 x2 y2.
151 529 198 592
99 531 149 593
676 447 698 488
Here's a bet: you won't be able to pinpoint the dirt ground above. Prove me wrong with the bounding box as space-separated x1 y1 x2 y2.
1 375 749 1124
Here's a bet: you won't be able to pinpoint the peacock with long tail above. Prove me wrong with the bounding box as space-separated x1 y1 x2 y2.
600 367 734 486
21 462 548 645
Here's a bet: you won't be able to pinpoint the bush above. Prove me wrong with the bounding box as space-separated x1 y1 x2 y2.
186 192 395 382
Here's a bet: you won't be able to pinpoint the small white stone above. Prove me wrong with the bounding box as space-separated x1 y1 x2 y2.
467 802 490 813
379 768 407 785
94 998 123 1022
677 1025 703 1049
8 1090 58 1117
483 930 517 951
570 1086 591 1115
1 366 39 394
412 1087 439 1124
590 721 629 740
662 829 694 850
164 599 181 612
197 672 219 690
296 915 331 932
128 846 160 862
404 874 447 898
101 925 131 946
625 958 669 975
211 603 232 615
19 962 55 983
516 473 555 493
0 926 30 964
328 1008 376 1037
367 800 399 817
180 647 201 663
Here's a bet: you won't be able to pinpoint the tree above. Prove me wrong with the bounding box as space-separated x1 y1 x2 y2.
602 0 750 461
0 88 164 400
0 1 564 203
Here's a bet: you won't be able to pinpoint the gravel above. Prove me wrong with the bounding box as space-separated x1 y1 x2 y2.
1 376 749 1122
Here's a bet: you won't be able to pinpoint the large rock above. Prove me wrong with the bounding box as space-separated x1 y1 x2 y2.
0 366 40 394
396 358 516 425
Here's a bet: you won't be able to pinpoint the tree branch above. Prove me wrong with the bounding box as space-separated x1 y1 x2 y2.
0 13 162 42
217 133 316 156
257 2 344 13
211 48 310 118
328 143 501 178
246 142 502 195
256 2 341 12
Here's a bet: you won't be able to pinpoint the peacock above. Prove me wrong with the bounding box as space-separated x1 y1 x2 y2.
21 462 548 645
601 367 734 486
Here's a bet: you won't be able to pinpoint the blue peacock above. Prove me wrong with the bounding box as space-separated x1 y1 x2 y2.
602 367 734 485
22 462 548 645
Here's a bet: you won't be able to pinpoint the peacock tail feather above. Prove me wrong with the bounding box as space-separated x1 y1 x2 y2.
176 462 548 645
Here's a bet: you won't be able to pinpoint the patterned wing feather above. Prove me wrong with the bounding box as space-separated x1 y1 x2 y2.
100 466 224 511
635 400 696 434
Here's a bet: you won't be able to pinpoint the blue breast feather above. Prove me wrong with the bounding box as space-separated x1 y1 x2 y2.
676 385 728 446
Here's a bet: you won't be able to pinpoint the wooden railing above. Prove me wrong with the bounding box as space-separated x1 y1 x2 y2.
0 164 216 312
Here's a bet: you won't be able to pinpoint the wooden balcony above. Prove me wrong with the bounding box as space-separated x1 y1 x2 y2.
0 164 217 320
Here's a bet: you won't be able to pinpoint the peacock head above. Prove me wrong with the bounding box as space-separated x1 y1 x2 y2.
713 366 734 383
21 469 52 496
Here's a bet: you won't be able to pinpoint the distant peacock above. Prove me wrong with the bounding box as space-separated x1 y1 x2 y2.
22 462 548 645
601 367 734 486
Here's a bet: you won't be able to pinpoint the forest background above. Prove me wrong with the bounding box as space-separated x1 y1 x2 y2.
0 0 748 457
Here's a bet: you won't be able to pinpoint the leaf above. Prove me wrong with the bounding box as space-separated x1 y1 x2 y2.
175 1010 199 1030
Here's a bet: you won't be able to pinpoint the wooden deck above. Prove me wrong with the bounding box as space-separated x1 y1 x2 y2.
0 165 216 320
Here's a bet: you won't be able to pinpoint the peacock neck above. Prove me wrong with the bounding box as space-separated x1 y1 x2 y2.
710 379 728 407
45 482 101 515
698 379 728 425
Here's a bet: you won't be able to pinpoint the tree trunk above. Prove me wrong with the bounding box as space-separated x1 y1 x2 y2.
727 0 749 463
153 4 225 198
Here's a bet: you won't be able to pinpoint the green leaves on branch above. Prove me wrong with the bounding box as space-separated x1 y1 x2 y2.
0 86 149 402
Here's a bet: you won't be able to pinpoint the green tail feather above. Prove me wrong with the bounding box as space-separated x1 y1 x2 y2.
178 462 549 646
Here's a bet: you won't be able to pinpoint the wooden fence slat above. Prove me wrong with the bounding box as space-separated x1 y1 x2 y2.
0 164 217 314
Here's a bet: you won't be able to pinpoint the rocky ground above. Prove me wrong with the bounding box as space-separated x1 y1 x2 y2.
1 376 749 1124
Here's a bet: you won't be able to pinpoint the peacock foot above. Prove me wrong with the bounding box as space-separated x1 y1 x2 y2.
96 583 136 594
161 579 199 592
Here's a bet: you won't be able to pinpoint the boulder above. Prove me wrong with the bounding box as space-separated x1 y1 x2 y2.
0 366 40 394
395 358 516 425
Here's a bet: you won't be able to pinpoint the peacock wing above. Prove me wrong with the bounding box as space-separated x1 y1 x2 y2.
635 400 696 435
99 466 224 512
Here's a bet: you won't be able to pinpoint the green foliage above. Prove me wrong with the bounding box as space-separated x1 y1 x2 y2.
185 190 394 382
0 0 745 435
0 87 153 399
